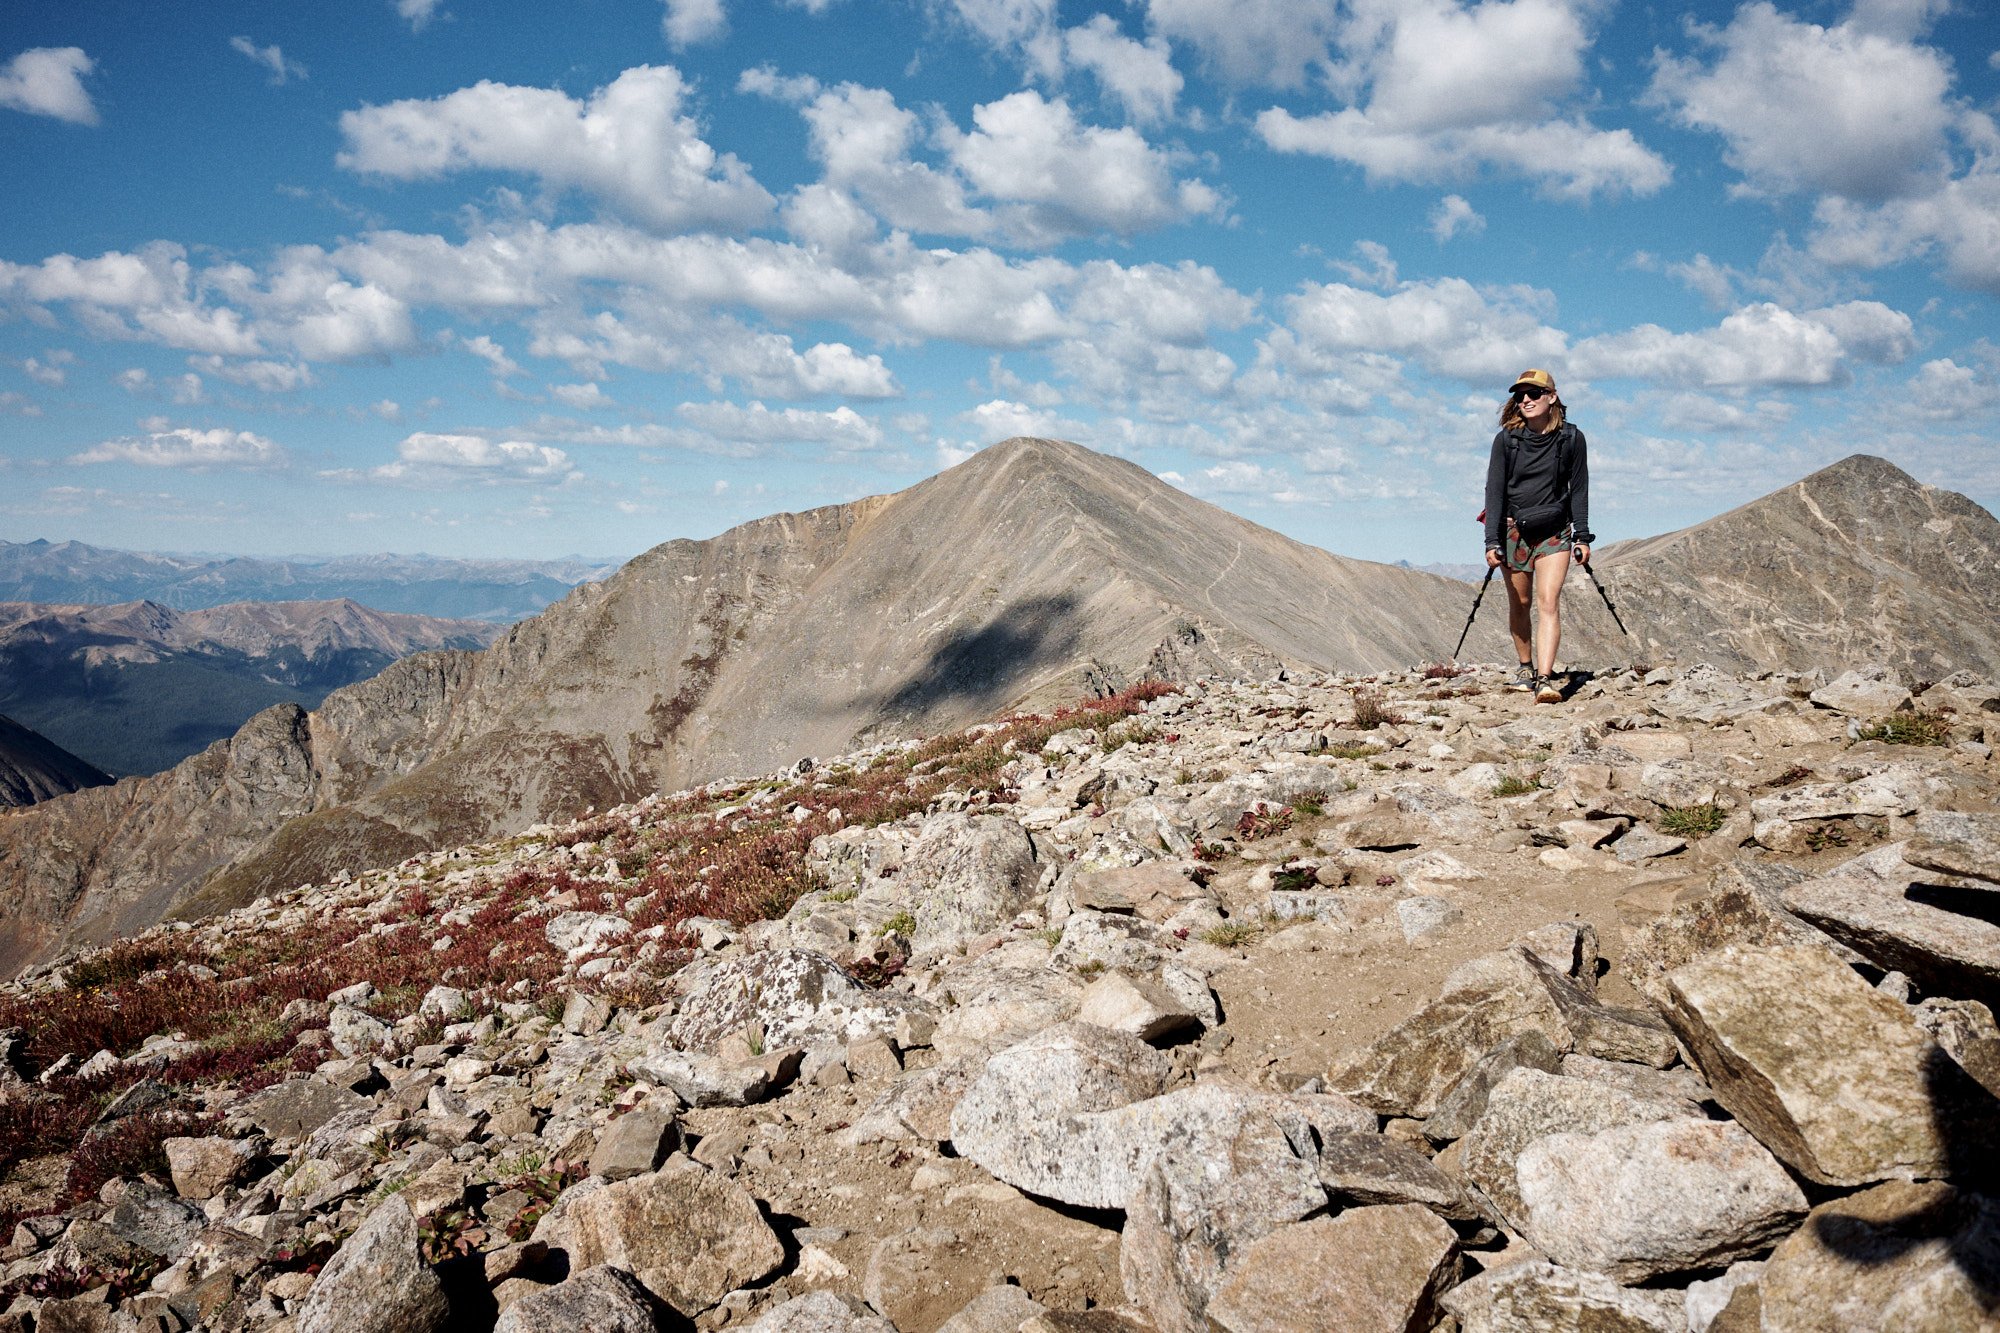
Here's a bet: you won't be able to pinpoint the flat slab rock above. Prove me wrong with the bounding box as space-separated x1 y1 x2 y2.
1456 1067 1684 1228
1751 1180 2000 1333
1328 961 1571 1118
1905 809 2000 884
1783 871 2000 1008
232 1077 369 1143
1441 1260 1685 1333
1663 941 2000 1186
492 1265 661 1333
1204 1205 1459 1333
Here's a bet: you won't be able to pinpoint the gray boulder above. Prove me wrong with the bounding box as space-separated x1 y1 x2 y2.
1329 962 1571 1118
745 1290 898 1332
900 812 1040 955
952 1026 1370 1210
1784 869 2000 1007
1423 1031 1563 1144
1515 1118 1807 1282
1456 1068 1683 1227
1119 1112 1327 1333
1904 809 2000 883
1810 665 1913 716
532 1158 784 1314
235 1077 370 1142
665 949 930 1053
295 1197 448 1333
492 1266 662 1333
935 1284 1049 1333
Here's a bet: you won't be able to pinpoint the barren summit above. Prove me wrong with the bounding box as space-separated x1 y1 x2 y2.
1592 454 2000 678
0 439 1484 972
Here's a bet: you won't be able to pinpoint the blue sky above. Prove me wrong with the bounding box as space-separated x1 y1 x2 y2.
2 0 1996 565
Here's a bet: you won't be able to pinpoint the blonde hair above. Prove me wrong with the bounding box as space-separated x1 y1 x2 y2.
1500 392 1566 434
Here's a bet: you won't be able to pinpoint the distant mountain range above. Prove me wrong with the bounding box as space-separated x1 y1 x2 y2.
0 540 616 623
0 599 505 776
1 441 1994 976
0 713 110 808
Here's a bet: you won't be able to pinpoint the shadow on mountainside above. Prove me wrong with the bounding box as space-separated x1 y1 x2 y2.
1809 1046 2000 1310
870 594 1084 723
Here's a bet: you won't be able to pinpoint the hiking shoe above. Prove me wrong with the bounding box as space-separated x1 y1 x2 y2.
1535 676 1563 704
1506 663 1536 692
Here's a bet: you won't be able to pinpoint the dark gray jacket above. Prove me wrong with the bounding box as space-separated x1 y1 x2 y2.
1483 423 1592 550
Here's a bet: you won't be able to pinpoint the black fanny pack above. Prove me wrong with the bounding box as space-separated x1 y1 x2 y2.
1511 501 1569 534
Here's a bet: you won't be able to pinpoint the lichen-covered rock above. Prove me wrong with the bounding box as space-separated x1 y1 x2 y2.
1662 942 1999 1185
492 1265 663 1333
898 812 1040 956
1783 870 2000 1007
1204 1205 1459 1333
531 1158 784 1314
1515 1118 1807 1282
1119 1112 1327 1333
1457 1068 1683 1227
1441 1260 1684 1332
665 949 929 1054
1329 963 1570 1118
745 1290 898 1332
295 1197 448 1333
164 1134 262 1200
1754 1180 2000 1333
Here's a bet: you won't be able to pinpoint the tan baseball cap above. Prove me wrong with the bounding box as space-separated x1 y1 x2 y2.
1510 368 1556 393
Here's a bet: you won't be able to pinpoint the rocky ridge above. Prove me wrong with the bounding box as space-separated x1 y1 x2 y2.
0 437 1501 974
0 715 111 809
1 657 1997 1331
0 598 505 779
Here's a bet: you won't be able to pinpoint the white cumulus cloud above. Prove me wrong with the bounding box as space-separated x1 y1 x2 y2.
945 90 1224 239
1571 301 1914 387
1144 0 1341 90
337 65 774 234
394 0 447 32
1254 0 1670 199
662 0 727 49
1063 15 1181 124
1429 195 1484 243
230 36 306 85
188 355 316 391
365 431 575 483
75 426 281 468
0 47 98 125
678 400 884 449
1648 2 1955 202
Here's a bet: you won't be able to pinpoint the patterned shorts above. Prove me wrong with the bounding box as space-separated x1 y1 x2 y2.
1503 519 1571 573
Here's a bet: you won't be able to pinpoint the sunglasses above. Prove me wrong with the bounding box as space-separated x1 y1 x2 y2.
1515 386 1552 400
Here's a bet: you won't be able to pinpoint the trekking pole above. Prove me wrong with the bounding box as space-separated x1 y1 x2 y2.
1449 565 1497 661
1578 557 1630 636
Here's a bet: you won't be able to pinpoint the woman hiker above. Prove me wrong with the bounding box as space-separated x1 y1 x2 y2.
1483 368 1593 704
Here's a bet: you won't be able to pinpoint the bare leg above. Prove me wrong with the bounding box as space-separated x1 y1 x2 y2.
1504 566 1533 665
1531 549 1572 676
